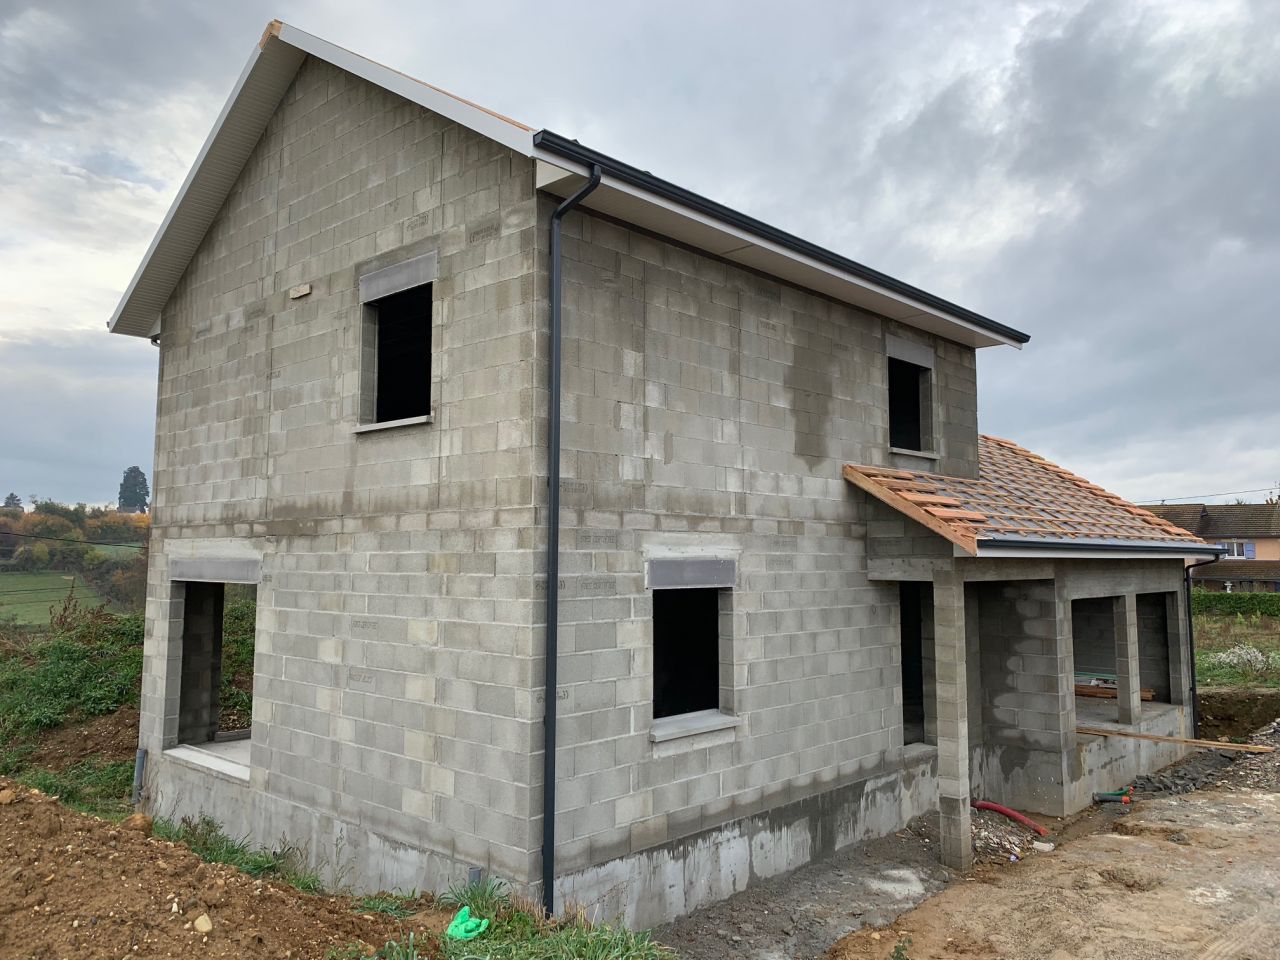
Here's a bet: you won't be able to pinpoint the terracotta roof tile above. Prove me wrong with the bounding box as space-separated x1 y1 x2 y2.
844 436 1212 556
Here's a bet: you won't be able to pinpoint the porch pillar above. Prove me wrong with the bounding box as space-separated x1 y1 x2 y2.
932 568 972 871
1114 593 1141 725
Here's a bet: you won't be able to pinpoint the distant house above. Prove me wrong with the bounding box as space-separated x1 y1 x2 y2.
107 21 1222 927
1144 503 1280 592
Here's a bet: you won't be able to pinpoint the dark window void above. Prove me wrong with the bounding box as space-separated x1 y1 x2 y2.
178 582 257 744
373 284 432 423
899 581 928 744
653 588 721 719
888 357 929 451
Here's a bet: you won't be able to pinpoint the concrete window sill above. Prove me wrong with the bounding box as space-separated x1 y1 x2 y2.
902 741 939 765
353 414 433 435
889 447 941 461
163 742 250 783
650 709 741 743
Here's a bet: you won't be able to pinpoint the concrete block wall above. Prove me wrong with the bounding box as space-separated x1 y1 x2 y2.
1070 596 1117 678
141 55 545 888
1137 592 1172 702
540 204 980 899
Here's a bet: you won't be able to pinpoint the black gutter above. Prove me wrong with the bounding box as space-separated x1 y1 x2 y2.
532 130 1030 346
1184 555 1221 738
541 163 601 916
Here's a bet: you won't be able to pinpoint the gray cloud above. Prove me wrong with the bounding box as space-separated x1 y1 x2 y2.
1 0 1275 504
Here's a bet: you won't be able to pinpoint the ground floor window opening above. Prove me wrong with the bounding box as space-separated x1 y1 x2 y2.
178 581 257 745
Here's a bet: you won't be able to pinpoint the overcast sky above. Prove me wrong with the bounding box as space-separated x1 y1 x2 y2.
1 0 1276 506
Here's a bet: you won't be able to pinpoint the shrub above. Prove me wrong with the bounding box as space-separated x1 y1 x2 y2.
1191 591 1280 617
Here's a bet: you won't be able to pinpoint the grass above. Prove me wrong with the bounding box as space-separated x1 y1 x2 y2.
91 542 145 559
154 814 324 893
219 596 257 728
433 878 673 960
355 893 422 919
1194 612 1280 687
17 758 136 819
0 571 107 625
0 605 143 744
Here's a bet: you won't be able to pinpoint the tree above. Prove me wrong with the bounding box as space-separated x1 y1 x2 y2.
3 492 19 509
118 466 150 514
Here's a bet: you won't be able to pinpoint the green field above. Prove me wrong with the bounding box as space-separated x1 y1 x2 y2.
0 572 107 625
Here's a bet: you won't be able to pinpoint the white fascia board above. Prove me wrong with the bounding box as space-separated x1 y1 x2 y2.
109 22 537 339
275 24 534 157
108 35 300 337
533 155 1023 350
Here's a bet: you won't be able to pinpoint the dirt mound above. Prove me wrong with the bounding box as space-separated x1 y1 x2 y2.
23 705 141 769
0 778 452 959
1198 687 1280 741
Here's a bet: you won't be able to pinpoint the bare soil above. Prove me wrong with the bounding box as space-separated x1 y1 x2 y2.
1200 687 1280 741
0 778 453 960
826 787 1280 960
22 705 140 769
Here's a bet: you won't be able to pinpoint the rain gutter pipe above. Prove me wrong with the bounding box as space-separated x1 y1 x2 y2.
542 164 601 916
1185 554 1222 738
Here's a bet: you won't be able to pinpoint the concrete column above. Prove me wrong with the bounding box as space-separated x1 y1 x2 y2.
1166 590 1191 708
932 567 972 871
1114 593 1141 725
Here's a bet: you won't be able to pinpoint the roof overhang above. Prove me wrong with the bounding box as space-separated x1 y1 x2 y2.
108 21 1028 351
968 538 1226 560
532 133 1029 350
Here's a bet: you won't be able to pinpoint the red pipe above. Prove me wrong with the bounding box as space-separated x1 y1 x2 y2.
971 799 1050 837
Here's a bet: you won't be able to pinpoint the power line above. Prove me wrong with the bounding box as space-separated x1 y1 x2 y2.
1138 485 1279 504
0 531 146 549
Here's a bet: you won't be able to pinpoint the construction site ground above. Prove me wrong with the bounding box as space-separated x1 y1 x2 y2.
660 718 1280 960
2 718 1278 959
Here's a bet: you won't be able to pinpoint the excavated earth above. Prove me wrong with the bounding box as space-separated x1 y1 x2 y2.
0 778 452 959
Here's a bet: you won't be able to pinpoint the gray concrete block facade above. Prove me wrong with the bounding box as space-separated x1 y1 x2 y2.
136 51 1198 926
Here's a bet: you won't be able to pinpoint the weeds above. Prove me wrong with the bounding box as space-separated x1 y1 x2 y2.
439 876 511 919
0 606 143 743
356 892 421 919
154 815 323 893
891 935 913 960
17 758 135 819
1195 613 1280 687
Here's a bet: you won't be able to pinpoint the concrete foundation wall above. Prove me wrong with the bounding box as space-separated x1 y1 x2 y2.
555 747 940 928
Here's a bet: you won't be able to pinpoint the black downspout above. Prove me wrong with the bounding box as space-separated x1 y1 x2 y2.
1184 555 1221 738
542 164 601 917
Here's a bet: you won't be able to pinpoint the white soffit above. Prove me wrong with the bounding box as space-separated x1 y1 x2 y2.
535 160 1022 350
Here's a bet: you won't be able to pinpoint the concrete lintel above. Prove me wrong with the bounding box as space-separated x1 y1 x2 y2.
358 251 438 303
867 557 952 581
169 556 261 584
952 557 1057 582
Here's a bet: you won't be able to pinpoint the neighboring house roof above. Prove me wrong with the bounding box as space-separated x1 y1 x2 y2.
107 20 1030 351
843 435 1218 558
1142 503 1280 540
1192 560 1280 582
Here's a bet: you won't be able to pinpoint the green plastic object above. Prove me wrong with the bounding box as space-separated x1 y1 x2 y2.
446 906 490 941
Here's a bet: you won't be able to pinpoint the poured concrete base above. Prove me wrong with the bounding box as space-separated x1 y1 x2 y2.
554 746 941 929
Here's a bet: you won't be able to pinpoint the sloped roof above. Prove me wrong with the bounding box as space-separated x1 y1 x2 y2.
844 436 1218 557
1143 503 1280 540
1192 560 1280 582
107 21 1028 351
